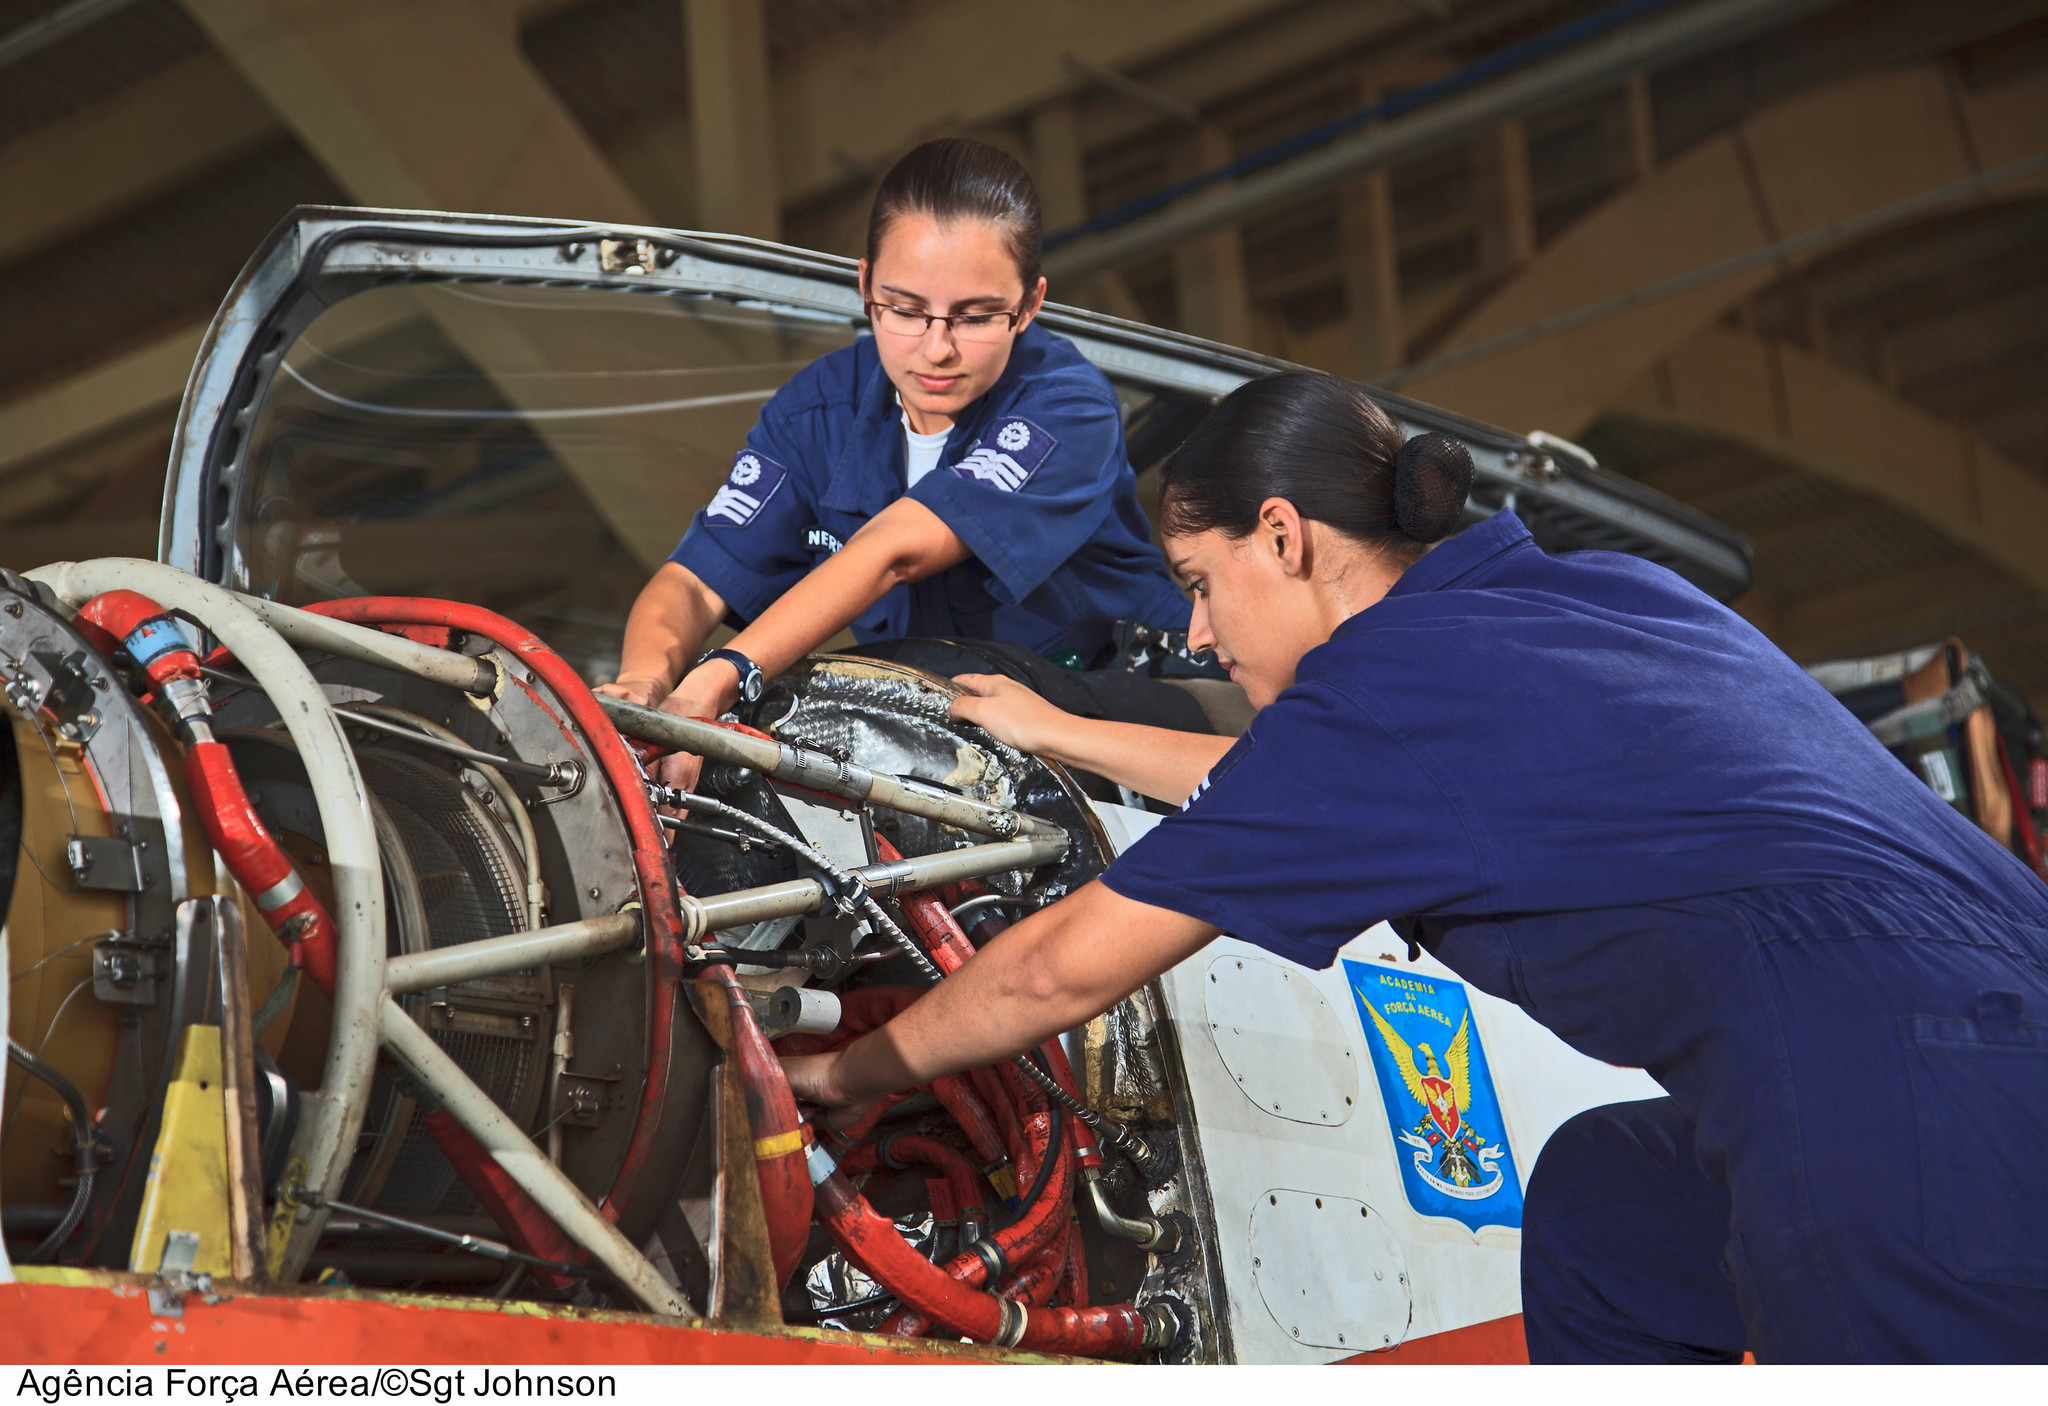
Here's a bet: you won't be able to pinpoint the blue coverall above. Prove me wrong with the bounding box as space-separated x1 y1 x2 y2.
668 322 1190 663
1103 510 2048 1363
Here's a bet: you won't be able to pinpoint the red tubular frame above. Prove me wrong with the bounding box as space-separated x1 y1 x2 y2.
298 598 686 1224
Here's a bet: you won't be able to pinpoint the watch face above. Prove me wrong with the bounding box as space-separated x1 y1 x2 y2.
741 670 763 702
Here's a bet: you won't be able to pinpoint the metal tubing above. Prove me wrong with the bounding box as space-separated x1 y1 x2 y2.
675 837 1068 942
231 594 498 695
376 996 691 1316
1042 0 1850 280
335 706 570 785
1083 1169 1175 1253
598 695 1064 842
27 558 386 1282
384 915 641 995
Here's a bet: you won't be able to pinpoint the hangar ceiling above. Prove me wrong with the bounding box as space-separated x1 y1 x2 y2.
0 0 2043 711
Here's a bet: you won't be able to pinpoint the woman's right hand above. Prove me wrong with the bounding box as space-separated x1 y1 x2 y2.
948 673 1077 758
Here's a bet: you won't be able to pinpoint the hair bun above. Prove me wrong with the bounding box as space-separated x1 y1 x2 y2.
1393 432 1475 544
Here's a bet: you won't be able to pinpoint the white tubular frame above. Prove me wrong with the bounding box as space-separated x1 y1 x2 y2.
28 558 387 1282
29 559 1065 1318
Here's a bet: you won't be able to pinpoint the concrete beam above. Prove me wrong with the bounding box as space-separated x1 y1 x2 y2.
685 0 779 238
0 321 203 479
0 53 278 267
769 0 1284 203
1401 60 2048 434
1611 322 2048 598
177 0 648 222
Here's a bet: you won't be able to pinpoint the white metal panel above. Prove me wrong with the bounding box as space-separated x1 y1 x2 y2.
1088 800 1663 1362
1249 1189 1409 1351
1204 953 1358 1126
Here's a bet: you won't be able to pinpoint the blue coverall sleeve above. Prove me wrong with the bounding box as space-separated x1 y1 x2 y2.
905 380 1122 606
667 406 819 624
1100 681 1491 970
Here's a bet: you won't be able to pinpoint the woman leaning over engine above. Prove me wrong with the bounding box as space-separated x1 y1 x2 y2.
781 370 2048 1364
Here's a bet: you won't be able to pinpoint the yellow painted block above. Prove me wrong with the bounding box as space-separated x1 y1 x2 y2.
128 1024 233 1276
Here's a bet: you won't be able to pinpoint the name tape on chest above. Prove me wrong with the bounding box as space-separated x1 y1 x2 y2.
952 417 1057 493
705 450 789 527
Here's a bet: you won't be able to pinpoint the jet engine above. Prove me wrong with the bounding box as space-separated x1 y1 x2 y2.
0 561 1208 1358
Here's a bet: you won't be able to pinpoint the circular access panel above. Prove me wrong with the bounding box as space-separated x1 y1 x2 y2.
1205 953 1358 1125
1250 1189 1411 1352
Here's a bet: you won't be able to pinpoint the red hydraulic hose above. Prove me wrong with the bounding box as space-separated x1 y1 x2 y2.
299 597 685 1223
701 967 813 1287
815 1165 1161 1355
183 743 339 994
1058 1221 1090 1308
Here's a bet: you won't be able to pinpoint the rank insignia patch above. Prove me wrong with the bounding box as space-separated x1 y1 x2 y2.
705 449 788 527
1344 960 1523 1232
953 417 1056 492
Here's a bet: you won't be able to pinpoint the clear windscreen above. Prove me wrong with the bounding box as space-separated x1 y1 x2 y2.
239 282 861 677
240 280 1197 681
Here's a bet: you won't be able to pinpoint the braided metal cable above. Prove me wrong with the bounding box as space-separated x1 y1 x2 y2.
653 783 1151 1165
652 786 942 984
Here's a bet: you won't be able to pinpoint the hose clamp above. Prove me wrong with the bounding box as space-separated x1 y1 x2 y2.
993 1298 1028 1349
972 1237 1006 1283
254 870 306 913
805 1141 838 1187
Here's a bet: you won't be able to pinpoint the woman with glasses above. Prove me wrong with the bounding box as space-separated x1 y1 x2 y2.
602 139 1192 783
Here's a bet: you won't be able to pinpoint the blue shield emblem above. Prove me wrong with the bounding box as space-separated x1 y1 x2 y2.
1344 959 1522 1232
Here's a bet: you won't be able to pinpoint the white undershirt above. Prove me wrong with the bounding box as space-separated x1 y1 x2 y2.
902 407 950 489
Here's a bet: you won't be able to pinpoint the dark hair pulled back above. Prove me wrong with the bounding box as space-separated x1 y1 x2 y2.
866 138 1043 294
1158 370 1474 562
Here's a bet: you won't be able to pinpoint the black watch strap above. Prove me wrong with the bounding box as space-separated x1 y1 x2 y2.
698 647 764 705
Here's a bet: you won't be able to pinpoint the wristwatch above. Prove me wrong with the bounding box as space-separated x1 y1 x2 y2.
697 647 765 705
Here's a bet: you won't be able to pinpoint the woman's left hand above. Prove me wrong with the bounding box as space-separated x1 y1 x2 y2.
948 672 1075 757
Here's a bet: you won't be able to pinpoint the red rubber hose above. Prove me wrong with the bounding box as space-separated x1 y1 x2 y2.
183 742 340 994
702 967 813 1287
816 1166 1155 1355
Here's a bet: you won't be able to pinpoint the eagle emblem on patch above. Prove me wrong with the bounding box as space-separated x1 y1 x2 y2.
705 449 788 527
953 417 1056 492
1345 961 1523 1232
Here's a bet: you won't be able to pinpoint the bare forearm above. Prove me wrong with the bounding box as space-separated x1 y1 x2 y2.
726 536 909 679
1041 719 1234 805
826 883 1217 1104
617 563 725 695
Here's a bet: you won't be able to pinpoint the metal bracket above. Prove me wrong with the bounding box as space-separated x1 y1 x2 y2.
146 1230 214 1318
549 1062 624 1129
67 832 145 891
92 934 163 1004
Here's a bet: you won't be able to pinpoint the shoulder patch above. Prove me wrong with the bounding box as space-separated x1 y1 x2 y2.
705 449 789 527
952 416 1057 492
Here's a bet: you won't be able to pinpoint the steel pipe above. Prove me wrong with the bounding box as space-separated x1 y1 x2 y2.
598 695 1064 842
384 915 641 995
376 996 690 1316
1043 0 1851 281
231 594 498 695
675 836 1069 943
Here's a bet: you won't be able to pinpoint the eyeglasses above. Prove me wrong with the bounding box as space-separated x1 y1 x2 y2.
865 300 1025 345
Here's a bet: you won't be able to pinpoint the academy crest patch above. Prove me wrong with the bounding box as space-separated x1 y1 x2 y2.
952 417 1056 492
1344 960 1523 1232
705 449 788 527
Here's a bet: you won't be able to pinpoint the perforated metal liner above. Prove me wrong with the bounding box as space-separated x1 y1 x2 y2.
355 749 540 1219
